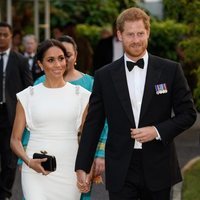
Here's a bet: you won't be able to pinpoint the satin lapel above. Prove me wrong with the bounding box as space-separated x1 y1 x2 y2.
139 55 163 123
111 57 135 126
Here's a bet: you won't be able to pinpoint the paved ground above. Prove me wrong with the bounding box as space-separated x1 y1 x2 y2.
174 113 200 168
171 112 200 200
10 113 200 200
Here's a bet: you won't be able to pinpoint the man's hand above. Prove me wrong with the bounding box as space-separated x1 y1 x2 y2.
130 126 158 143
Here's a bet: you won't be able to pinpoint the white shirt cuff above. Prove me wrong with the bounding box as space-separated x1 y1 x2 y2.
153 126 161 140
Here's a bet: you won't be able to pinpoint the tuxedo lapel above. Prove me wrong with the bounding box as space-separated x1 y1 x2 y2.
139 55 163 123
111 57 135 126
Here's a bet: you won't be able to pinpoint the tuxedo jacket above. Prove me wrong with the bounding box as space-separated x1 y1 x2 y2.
31 56 44 81
93 36 113 72
24 54 44 81
75 54 196 192
5 50 33 126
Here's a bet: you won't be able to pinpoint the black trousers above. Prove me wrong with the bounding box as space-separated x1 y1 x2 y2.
0 104 17 199
109 149 171 200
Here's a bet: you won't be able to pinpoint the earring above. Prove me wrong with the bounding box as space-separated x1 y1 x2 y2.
39 64 43 70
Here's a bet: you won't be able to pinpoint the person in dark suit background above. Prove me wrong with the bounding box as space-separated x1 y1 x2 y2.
22 34 44 81
0 22 33 200
92 21 123 73
75 7 197 200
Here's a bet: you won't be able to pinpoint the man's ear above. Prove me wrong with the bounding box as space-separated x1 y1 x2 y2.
117 30 122 42
147 29 150 39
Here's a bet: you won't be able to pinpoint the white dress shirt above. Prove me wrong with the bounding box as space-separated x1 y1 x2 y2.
124 51 148 149
1 49 10 72
24 52 35 70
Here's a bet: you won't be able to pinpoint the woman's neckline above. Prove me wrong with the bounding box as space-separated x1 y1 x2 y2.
64 70 84 82
42 82 67 89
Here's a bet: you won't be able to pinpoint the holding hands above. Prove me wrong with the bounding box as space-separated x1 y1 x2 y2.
76 159 104 193
76 170 91 193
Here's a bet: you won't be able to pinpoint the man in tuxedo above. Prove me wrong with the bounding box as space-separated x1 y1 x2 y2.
75 8 197 200
92 21 123 73
0 22 33 200
22 34 44 81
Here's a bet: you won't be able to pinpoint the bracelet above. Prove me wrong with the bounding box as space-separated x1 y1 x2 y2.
27 159 31 168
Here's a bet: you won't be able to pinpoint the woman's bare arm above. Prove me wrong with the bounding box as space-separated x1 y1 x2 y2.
10 101 51 175
10 101 30 166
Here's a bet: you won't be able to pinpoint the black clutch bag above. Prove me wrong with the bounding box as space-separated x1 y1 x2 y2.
33 151 57 172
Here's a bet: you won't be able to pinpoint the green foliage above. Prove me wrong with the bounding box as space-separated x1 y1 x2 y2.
178 37 200 64
50 0 136 49
163 0 200 23
179 37 200 110
148 20 188 60
178 37 200 105
76 24 103 48
163 0 185 21
182 160 200 200
51 0 136 26
184 1 200 35
163 0 200 107
82 0 120 25
163 0 200 49
163 0 200 43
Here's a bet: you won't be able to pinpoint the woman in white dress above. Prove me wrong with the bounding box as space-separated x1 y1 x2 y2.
10 39 91 200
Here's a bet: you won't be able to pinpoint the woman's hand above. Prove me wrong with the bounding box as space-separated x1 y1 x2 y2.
76 170 91 193
28 158 50 175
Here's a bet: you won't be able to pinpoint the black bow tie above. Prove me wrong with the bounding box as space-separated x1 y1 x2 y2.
29 56 34 59
126 59 144 71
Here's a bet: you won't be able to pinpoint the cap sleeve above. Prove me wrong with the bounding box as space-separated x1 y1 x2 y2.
76 86 91 130
16 86 33 130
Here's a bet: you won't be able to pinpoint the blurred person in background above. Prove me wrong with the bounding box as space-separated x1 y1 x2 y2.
100 28 112 39
11 30 23 53
93 21 123 73
22 34 44 81
0 22 33 200
52 25 64 40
